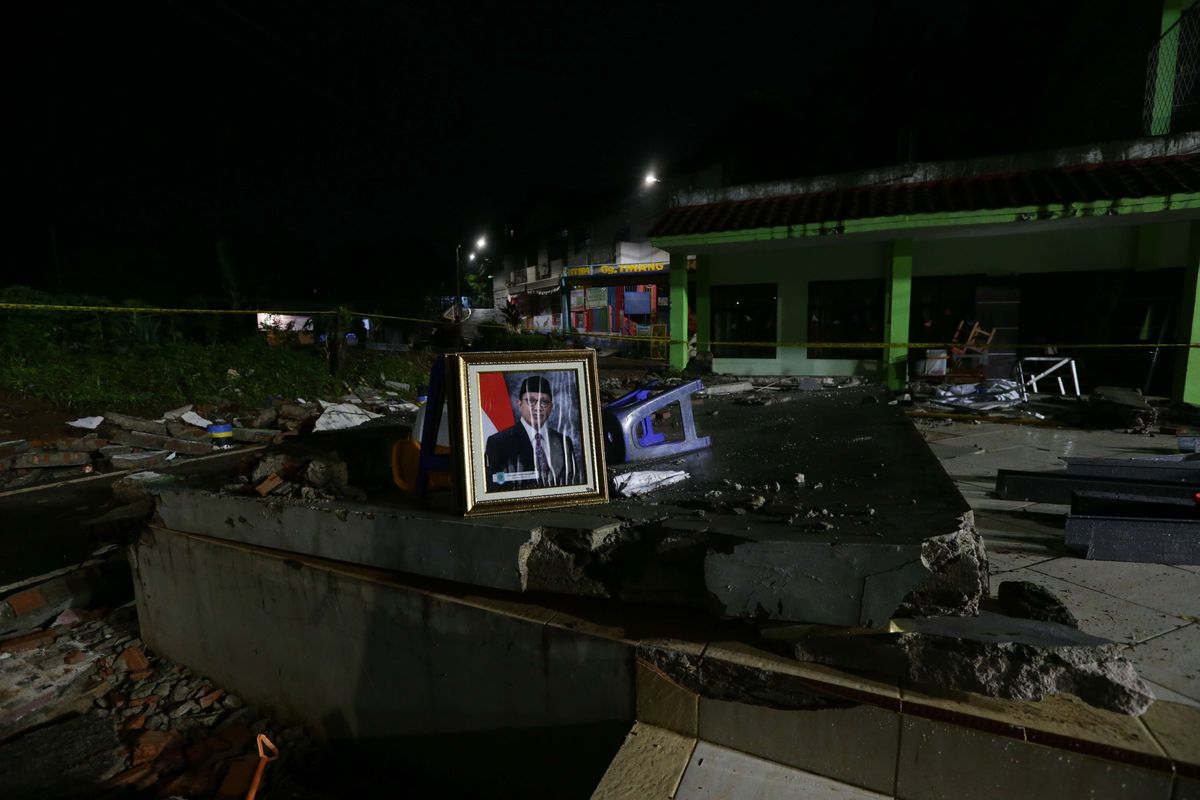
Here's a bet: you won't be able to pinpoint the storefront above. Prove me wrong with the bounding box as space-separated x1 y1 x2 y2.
562 260 695 355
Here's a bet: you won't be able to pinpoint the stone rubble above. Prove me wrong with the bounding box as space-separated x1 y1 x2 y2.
0 600 313 798
0 384 422 491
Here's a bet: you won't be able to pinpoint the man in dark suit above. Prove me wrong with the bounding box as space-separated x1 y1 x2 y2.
485 375 583 491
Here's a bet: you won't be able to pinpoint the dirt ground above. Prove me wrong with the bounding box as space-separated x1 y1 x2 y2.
0 391 76 443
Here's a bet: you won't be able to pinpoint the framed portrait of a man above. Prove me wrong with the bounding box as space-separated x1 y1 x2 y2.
447 349 608 515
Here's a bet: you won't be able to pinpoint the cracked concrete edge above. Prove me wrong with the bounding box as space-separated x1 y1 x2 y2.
636 644 857 712
898 513 989 619
517 528 610 597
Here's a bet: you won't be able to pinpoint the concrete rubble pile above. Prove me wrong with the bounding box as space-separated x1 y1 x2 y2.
790 611 1154 715
0 386 420 491
0 566 311 799
229 450 366 502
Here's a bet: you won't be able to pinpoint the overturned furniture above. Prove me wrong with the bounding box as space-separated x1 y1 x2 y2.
602 380 711 464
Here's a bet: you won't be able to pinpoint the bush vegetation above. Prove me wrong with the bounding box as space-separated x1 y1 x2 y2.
0 286 432 414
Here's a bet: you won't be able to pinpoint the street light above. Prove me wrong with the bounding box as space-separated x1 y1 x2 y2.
454 234 486 322
644 171 660 185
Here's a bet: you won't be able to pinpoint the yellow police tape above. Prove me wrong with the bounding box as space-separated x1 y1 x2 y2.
0 302 329 316
3 302 1198 350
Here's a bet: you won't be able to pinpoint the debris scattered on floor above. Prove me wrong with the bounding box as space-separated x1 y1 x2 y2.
612 469 689 496
928 379 1025 412
791 611 1155 715
1085 386 1158 432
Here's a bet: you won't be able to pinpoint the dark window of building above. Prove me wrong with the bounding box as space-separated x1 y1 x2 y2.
807 279 884 359
525 243 539 269
711 283 777 359
547 235 568 272
573 225 591 256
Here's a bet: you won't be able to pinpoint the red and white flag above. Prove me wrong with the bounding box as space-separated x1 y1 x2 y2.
479 372 515 439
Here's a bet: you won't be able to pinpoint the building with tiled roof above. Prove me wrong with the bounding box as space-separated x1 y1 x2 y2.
647 129 1200 399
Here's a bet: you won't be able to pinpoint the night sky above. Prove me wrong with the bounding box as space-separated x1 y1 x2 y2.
5 0 1161 311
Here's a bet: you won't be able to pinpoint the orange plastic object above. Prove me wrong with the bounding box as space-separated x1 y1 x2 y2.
391 438 452 493
244 734 279 800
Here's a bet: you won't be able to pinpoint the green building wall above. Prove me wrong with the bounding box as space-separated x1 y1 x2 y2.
697 221 1195 379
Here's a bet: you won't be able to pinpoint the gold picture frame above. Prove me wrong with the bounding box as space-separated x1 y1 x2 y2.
446 349 609 515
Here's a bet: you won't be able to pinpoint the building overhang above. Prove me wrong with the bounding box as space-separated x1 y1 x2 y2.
652 193 1200 251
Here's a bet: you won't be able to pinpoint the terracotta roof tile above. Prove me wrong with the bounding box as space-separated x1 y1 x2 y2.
649 153 1200 238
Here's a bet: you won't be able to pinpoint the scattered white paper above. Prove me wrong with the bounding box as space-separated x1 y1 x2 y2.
66 416 104 430
313 403 383 432
613 469 689 496
180 411 213 429
166 452 177 461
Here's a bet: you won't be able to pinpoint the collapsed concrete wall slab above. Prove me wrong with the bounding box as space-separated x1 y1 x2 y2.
152 389 984 627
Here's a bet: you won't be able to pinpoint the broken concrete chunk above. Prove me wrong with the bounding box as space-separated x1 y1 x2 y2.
160 437 213 456
305 458 348 489
250 454 293 482
997 580 1078 627
232 427 277 444
278 403 317 421
108 429 169 450
165 420 209 439
110 451 172 470
251 408 279 429
103 412 168 436
52 435 104 452
11 450 92 469
0 439 30 459
162 404 193 420
792 612 1154 715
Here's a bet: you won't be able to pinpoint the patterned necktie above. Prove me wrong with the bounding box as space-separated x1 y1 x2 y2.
534 432 551 485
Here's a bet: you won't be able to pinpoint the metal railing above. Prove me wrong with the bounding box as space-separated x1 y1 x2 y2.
1144 3 1200 135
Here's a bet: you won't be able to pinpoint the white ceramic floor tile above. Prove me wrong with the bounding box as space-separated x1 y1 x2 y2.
674 741 891 800
987 551 1060 575
990 567 1184 645
1123 624 1200 704
955 485 1038 513
1028 559 1200 618
1143 680 1200 711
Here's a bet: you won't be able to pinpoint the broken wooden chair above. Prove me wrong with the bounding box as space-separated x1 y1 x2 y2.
948 320 996 381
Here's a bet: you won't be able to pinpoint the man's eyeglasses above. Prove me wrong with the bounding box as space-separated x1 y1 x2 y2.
521 397 552 408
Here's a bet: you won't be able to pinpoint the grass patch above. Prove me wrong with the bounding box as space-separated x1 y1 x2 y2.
1 335 435 416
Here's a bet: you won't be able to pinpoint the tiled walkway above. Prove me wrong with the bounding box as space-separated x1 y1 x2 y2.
919 419 1200 709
